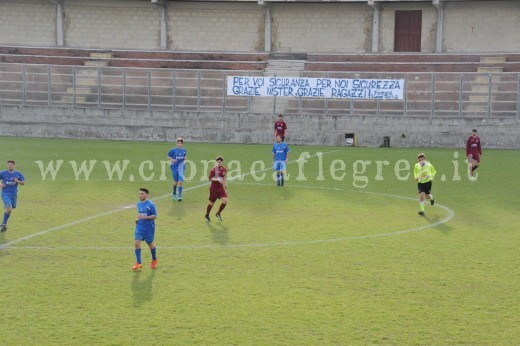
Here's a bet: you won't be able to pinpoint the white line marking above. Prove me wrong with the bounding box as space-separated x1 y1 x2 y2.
4 181 455 251
1 150 339 249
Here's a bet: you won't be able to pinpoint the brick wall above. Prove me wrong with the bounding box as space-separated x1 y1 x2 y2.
64 2 159 49
169 2 263 52
0 0 519 54
444 1 520 53
0 0 55 46
272 3 371 53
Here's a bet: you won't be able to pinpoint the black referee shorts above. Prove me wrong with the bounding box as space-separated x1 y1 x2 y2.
417 181 432 194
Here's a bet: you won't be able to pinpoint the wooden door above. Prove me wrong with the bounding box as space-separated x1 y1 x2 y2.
394 10 422 52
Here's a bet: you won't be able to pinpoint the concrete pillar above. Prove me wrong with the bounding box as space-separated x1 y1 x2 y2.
262 2 272 52
160 4 167 49
152 0 168 49
433 0 444 53
49 0 64 46
368 0 380 53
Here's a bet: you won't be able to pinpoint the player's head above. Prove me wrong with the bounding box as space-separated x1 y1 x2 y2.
176 138 184 146
216 156 224 166
417 153 426 166
7 160 15 171
278 114 283 119
276 135 282 143
139 188 149 201
471 129 477 137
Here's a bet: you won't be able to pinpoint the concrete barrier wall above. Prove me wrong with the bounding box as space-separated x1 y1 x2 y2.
1 105 518 149
2 0 520 53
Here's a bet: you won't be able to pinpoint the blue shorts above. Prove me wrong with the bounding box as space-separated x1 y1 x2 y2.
171 164 185 182
2 194 16 209
273 161 287 172
135 226 155 244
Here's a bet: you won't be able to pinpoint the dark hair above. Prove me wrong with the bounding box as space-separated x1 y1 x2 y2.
417 153 425 159
139 188 149 194
472 129 477 133
7 160 15 164
216 156 224 162
278 114 283 117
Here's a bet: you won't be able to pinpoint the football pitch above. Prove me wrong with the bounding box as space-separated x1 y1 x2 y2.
0 136 519 345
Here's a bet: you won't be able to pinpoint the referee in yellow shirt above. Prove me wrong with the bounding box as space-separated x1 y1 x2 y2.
413 153 436 216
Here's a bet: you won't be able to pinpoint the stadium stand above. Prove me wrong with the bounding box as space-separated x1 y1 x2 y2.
305 53 520 73
0 46 269 70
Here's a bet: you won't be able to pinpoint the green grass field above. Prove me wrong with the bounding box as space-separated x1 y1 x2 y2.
0 136 519 345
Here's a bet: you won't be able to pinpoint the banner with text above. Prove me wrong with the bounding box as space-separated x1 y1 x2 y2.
227 76 404 100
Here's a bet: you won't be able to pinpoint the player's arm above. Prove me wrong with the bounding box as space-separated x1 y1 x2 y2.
478 140 482 155
138 206 157 220
465 139 471 157
413 164 420 181
14 174 25 185
428 164 437 179
138 214 157 220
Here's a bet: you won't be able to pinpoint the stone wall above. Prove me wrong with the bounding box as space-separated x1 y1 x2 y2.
1 0 520 53
1 106 518 149
271 3 371 53
443 1 520 53
0 0 55 47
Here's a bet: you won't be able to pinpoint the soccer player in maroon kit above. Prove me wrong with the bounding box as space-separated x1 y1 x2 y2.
205 156 228 222
274 114 287 141
466 129 482 176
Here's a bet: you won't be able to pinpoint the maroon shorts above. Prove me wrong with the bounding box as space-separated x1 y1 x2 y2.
468 152 480 163
209 187 227 202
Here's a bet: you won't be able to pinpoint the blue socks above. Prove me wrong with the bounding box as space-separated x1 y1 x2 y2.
151 247 157 260
2 212 10 225
178 186 183 198
135 248 142 264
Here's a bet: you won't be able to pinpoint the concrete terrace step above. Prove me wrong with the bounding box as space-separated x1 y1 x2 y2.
84 60 109 67
264 60 306 77
477 66 504 73
90 52 113 60
480 56 506 64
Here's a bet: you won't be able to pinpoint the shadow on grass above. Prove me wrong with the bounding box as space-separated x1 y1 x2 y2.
131 269 156 306
426 214 453 235
205 219 229 246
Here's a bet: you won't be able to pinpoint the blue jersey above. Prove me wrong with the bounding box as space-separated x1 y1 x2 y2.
272 142 290 161
136 200 157 232
168 147 187 169
0 170 25 195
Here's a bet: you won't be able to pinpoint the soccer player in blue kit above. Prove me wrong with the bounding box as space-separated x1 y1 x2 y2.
0 160 26 232
167 138 187 201
132 188 158 270
272 135 290 186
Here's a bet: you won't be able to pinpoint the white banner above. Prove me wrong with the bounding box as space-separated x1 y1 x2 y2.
227 76 404 100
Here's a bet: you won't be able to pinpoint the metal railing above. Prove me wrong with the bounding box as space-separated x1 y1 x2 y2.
1 63 519 119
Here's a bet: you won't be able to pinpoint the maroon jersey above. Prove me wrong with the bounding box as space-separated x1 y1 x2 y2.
466 135 482 156
209 165 227 192
274 120 287 136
